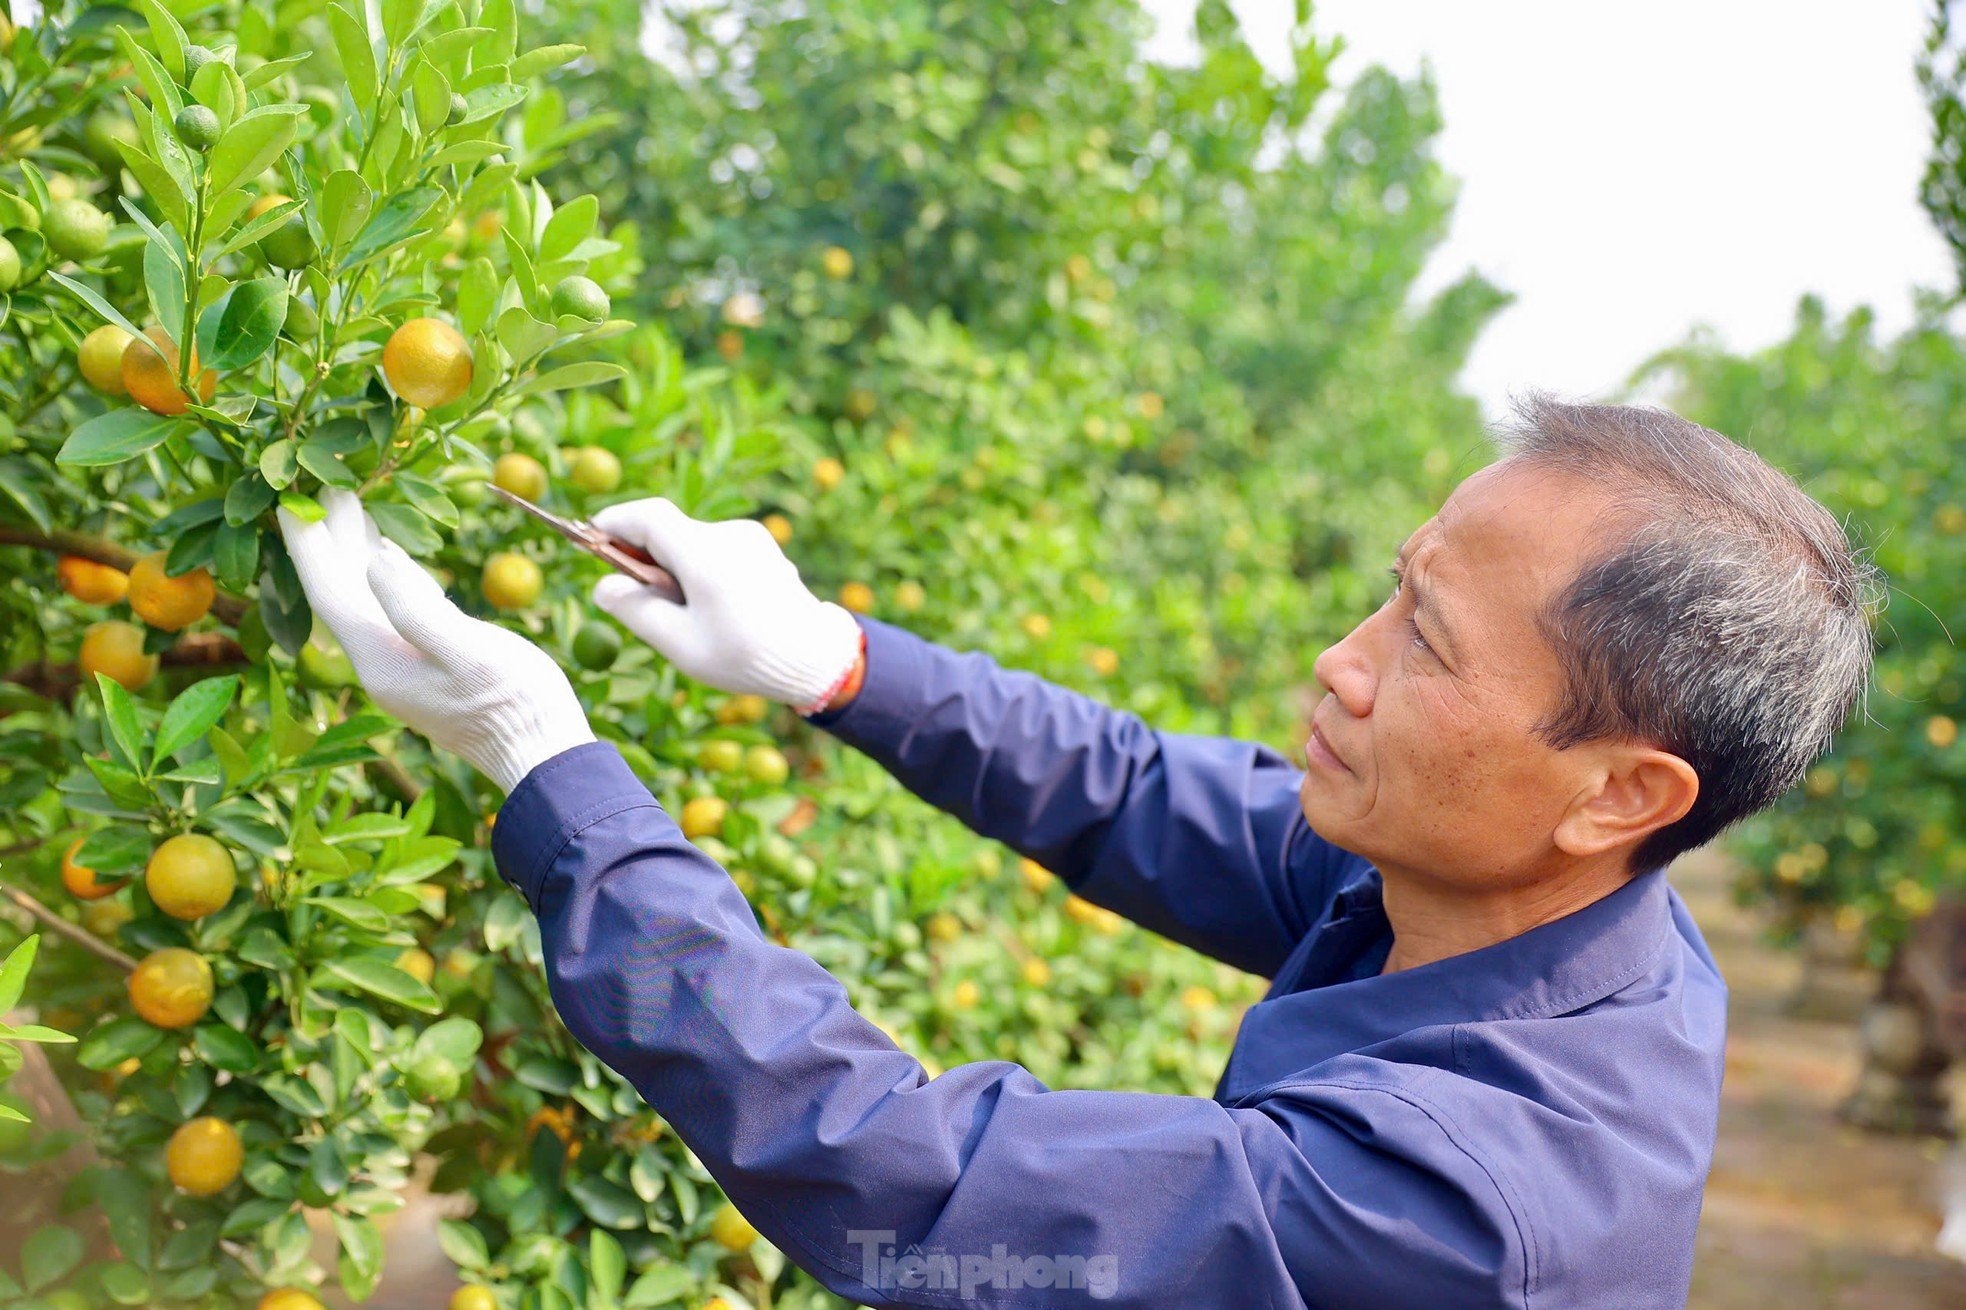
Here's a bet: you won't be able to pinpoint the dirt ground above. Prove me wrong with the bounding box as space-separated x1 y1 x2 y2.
1680 849 1966 1309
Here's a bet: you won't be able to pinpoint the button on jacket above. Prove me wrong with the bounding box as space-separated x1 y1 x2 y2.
492 615 1728 1308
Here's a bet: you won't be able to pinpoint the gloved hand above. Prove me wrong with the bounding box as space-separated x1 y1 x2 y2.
588 498 863 715
276 488 595 792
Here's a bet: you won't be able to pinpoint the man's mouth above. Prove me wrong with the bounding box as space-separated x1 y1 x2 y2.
1308 723 1350 773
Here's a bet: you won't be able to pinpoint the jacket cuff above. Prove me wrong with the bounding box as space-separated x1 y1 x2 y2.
799 615 930 747
491 740 659 911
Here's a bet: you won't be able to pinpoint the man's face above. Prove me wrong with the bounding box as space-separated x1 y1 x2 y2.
1301 459 1693 892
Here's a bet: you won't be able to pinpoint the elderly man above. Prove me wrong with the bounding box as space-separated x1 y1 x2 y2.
279 396 1878 1308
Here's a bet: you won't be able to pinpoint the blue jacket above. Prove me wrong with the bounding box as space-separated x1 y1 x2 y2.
492 615 1728 1308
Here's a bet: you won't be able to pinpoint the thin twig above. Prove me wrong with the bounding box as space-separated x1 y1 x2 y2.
0 525 249 624
3 631 248 700
364 753 424 803
0 881 139 972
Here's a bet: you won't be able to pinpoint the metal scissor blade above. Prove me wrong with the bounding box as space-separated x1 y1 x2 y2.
487 483 687 604
488 483 586 542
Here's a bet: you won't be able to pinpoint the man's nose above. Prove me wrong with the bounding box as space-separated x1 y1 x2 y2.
1311 619 1383 718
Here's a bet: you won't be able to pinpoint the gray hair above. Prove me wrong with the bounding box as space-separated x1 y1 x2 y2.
1492 393 1886 875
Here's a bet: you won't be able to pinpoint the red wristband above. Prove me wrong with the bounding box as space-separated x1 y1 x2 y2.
798 628 867 717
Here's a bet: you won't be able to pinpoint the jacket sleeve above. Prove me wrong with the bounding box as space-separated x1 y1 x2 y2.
492 742 1527 1310
804 616 1356 978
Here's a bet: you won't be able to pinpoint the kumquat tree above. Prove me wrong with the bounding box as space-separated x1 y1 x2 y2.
0 1 1509 1307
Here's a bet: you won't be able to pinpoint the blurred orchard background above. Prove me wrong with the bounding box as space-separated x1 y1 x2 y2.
0 0 1964 1307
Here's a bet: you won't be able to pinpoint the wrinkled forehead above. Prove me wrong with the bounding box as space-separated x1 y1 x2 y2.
1407 463 1624 652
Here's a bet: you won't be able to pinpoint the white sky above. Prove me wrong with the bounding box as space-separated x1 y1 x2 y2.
1143 0 1956 416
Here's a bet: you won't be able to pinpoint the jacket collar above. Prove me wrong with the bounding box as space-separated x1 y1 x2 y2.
1215 863 1675 1104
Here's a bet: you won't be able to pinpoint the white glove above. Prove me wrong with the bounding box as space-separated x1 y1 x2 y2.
276 488 595 792
588 498 863 714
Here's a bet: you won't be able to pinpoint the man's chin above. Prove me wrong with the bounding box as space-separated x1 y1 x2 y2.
1298 771 1343 820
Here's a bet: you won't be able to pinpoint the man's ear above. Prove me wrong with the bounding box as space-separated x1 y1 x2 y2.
1554 749 1698 860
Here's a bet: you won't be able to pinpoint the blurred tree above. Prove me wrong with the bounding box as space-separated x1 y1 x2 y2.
1919 0 1966 291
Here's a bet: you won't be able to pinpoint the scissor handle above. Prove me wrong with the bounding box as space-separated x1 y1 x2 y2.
591 533 686 605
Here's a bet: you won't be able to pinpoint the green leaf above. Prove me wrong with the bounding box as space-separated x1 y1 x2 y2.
393 473 459 528
320 958 440 1013
0 1025 75 1044
259 439 300 490
367 501 444 555
241 1158 296 1206
131 0 188 82
95 672 149 773
623 1266 693 1308
112 27 182 120
320 169 374 250
206 726 252 784
213 522 260 591
192 1024 257 1073
207 106 306 196
329 4 379 115
113 131 189 232
198 278 287 371
436 1219 489 1272
413 1017 482 1069
231 928 292 974
335 1212 384 1302
86 756 155 810
77 1017 166 1071
258 1073 328 1117
22 1224 83 1292
458 256 499 339
99 1262 151 1305
225 471 277 525
512 44 585 83
277 491 325 523
423 27 493 73
146 111 197 220
47 269 151 345
514 1056 577 1095
0 936 37 1012
211 197 303 260
297 439 359 488
74 825 152 876
427 140 509 169
496 304 555 363
454 83 527 126
567 1176 642 1229
0 456 52 531
381 0 431 45
240 52 313 92
340 186 444 269
142 239 186 344
154 675 240 763
302 896 390 932
220 1197 289 1239
538 193 596 263
325 812 412 843
514 361 627 398
409 60 452 137
482 0 516 63
590 1229 626 1303
189 59 243 131
57 408 181 467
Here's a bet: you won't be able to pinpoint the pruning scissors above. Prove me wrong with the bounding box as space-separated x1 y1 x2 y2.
488 484 685 604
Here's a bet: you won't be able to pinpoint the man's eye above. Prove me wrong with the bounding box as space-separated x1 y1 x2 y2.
1386 570 1431 653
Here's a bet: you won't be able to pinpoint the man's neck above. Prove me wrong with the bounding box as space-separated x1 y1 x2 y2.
1378 861 1634 974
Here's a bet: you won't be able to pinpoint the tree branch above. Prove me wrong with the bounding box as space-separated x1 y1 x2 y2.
0 524 250 625
2 631 248 701
364 752 423 803
0 881 139 972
